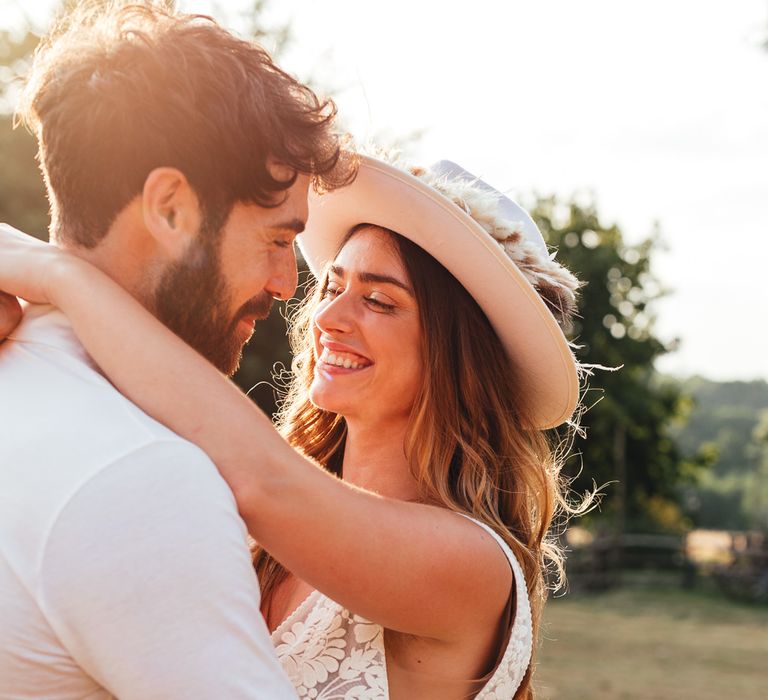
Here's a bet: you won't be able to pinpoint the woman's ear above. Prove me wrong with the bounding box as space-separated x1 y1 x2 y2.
0 292 22 343
142 168 204 259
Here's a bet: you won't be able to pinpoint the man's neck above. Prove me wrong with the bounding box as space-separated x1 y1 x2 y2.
56 230 158 306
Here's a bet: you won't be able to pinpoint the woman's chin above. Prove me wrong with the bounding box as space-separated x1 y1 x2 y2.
309 378 352 416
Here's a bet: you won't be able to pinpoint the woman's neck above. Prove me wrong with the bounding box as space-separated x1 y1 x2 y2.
341 419 420 502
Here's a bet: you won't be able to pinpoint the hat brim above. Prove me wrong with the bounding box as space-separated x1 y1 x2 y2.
299 155 578 429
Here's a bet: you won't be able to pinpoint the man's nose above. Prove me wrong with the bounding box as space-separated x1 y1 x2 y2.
266 247 298 301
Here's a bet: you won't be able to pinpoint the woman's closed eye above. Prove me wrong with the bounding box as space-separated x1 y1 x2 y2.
364 294 395 312
322 283 396 313
322 282 343 299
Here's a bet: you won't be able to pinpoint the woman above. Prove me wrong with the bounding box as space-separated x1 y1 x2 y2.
0 154 587 698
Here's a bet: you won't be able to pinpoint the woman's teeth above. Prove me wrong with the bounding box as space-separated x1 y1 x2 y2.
320 350 368 369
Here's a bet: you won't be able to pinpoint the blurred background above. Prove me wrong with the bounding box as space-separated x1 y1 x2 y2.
1 1 766 697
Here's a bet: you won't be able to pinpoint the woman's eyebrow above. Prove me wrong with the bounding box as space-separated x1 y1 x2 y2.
357 272 413 295
329 265 413 296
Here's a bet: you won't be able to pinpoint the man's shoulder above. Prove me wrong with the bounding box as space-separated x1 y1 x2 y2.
0 311 216 498
0 342 229 588
0 310 192 455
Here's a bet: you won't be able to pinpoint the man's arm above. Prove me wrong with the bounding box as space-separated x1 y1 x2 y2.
39 440 296 699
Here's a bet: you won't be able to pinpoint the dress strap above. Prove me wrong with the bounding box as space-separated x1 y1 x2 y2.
456 514 530 610
456 513 533 699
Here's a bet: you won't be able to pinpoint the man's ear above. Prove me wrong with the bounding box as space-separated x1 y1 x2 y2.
142 168 203 258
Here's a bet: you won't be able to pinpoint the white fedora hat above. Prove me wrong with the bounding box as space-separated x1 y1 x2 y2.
299 154 579 429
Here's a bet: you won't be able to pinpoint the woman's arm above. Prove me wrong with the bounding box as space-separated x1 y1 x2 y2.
0 224 512 641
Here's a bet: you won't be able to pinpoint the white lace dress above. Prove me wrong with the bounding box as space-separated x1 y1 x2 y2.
271 518 533 699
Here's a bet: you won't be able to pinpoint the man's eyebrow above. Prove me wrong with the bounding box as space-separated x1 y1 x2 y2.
329 265 413 296
270 218 306 234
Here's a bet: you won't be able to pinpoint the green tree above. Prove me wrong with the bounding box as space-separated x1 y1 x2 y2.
0 114 47 237
532 197 702 534
0 19 48 239
746 410 768 530
673 378 768 530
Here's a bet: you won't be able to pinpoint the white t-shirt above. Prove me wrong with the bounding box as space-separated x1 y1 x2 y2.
0 304 296 699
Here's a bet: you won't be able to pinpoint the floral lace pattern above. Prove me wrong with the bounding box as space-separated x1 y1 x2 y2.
272 518 532 699
272 592 388 699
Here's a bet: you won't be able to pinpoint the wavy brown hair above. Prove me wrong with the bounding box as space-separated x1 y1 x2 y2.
256 226 590 698
17 1 355 247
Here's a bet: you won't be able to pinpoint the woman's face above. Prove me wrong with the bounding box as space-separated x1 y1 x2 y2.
309 227 422 426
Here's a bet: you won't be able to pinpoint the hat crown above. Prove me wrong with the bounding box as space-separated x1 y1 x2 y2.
429 160 549 258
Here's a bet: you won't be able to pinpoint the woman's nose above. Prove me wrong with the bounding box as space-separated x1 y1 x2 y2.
313 291 355 334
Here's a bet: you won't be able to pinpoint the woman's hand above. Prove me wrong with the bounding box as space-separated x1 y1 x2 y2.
0 223 73 305
0 292 22 340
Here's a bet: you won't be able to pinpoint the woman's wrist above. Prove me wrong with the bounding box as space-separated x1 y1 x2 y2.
45 253 100 310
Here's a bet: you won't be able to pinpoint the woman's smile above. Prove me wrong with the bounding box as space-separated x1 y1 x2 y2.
316 339 373 372
317 349 372 371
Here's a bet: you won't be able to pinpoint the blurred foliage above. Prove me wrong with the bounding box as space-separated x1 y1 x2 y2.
674 379 768 530
0 115 47 237
232 274 308 419
0 16 47 238
0 25 38 112
532 198 711 534
206 0 291 55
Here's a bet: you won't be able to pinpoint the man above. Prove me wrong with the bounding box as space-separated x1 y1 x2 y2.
0 3 353 698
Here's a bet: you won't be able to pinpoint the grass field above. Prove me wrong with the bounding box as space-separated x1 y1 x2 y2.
533 584 768 699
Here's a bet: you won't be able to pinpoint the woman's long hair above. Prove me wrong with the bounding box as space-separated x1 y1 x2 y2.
255 226 590 699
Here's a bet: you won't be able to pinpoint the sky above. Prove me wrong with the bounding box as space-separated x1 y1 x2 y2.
4 0 768 381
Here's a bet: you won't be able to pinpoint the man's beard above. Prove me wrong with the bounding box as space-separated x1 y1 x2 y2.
152 230 272 376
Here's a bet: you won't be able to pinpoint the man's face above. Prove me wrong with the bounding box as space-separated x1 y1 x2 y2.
153 174 309 375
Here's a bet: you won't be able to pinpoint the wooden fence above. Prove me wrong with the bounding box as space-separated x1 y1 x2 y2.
561 530 768 602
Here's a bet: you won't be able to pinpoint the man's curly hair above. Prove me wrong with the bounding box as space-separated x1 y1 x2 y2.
17 1 355 247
